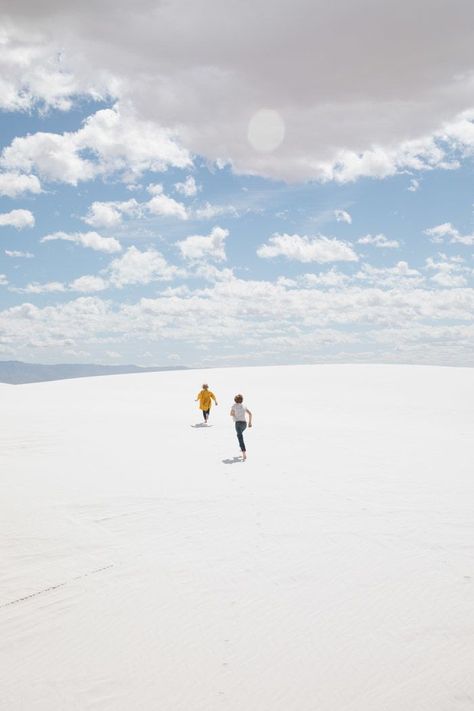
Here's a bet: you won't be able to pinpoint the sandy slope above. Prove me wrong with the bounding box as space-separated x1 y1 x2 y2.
1 364 473 710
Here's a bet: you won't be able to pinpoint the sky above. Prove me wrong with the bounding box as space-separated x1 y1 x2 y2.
0 0 473 368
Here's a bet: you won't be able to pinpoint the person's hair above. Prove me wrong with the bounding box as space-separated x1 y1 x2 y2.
234 394 243 403
202 384 208 389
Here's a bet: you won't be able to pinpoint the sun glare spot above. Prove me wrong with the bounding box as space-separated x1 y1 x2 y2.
247 109 285 152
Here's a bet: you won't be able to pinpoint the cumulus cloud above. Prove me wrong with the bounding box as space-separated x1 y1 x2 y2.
193 263 235 282
106 246 181 287
12 247 183 295
0 209 35 229
41 231 122 253
0 172 41 197
2 278 473 365
83 199 141 228
146 183 165 196
3 2 474 181
12 281 66 294
430 271 467 287
257 233 358 263
317 137 456 184
146 184 188 219
0 27 96 112
1 105 191 185
425 253 470 287
334 209 352 224
82 193 241 228
2 130 96 185
0 274 8 286
408 178 420 192
83 191 190 227
300 270 350 288
357 233 400 249
193 202 239 220
12 276 106 294
177 226 229 262
355 261 424 288
69 275 108 292
424 222 474 246
174 176 199 197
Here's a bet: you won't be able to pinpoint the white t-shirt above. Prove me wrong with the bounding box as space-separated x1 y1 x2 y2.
231 403 248 422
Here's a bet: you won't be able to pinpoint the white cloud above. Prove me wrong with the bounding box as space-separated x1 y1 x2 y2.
11 265 173 295
12 248 181 295
77 107 191 180
82 191 193 228
177 226 229 262
334 209 352 224
174 176 199 197
41 231 122 254
408 178 420 192
5 250 34 258
146 184 188 220
430 271 467 287
2 268 474 365
69 275 108 292
83 199 141 228
1 130 96 185
0 172 41 197
357 233 400 249
424 254 470 287
82 193 241 230
257 233 358 263
0 274 8 286
146 183 165 196
354 261 424 288
193 263 235 282
107 246 181 287
424 223 457 242
193 202 239 220
0 209 35 229
0 28 96 112
13 281 66 294
300 270 350 288
147 194 188 220
1 105 191 185
84 191 189 227
317 137 455 184
424 222 474 246
453 228 473 245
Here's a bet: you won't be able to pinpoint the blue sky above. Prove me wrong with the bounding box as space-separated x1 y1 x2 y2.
0 1 473 367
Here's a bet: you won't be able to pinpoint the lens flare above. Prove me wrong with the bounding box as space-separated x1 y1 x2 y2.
247 109 285 153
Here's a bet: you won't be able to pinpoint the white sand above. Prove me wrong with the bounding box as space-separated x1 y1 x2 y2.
1 364 473 710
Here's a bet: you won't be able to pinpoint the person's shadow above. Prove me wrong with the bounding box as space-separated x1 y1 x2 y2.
191 423 212 428
222 456 243 464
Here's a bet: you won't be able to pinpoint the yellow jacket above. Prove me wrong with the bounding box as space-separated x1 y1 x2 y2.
197 390 216 410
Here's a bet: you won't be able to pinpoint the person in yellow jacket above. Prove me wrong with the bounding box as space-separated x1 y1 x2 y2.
195 383 218 423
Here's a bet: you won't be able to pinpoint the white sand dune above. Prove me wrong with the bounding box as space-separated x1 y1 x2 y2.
1 364 473 710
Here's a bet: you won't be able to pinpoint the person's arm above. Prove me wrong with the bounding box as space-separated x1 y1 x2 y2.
212 392 218 405
247 408 252 427
230 407 235 417
195 391 201 402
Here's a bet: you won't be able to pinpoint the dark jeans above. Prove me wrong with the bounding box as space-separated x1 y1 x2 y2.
202 409 210 421
235 420 247 451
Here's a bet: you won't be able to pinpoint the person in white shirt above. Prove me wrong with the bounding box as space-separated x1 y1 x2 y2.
230 394 252 461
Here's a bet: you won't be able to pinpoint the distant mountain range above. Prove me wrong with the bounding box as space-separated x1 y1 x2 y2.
0 360 188 385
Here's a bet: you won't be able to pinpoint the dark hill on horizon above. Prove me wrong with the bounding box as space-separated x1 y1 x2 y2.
0 360 188 385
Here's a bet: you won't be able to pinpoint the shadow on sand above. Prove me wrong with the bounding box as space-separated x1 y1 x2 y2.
222 456 243 464
190 423 213 428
